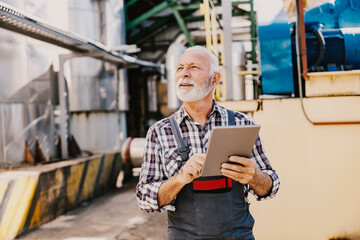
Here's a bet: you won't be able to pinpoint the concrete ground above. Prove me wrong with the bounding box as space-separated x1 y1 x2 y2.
17 179 167 240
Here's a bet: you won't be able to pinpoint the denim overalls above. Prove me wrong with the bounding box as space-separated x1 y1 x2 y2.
167 110 255 240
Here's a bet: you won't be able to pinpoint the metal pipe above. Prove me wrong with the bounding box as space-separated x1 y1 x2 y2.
222 0 233 100
312 27 326 67
166 43 186 111
147 76 158 113
114 66 120 148
58 55 69 158
105 0 129 148
249 0 256 63
295 0 313 125
1 106 6 163
232 42 246 100
125 0 139 9
0 2 159 68
216 31 224 101
171 6 195 46
121 137 146 168
297 0 308 79
118 0 129 148
126 1 171 30
208 0 223 30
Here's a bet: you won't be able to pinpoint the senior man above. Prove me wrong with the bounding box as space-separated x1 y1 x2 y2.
136 46 279 240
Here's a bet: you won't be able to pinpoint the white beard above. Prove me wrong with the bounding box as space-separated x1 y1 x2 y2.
176 75 213 102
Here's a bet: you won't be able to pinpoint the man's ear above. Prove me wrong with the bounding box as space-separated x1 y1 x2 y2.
212 72 221 87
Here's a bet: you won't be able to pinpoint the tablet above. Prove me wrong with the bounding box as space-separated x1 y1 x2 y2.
201 125 260 177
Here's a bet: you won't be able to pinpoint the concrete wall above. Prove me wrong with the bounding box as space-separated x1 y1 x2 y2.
0 152 122 240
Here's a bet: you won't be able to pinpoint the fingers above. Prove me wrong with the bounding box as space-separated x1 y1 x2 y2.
228 156 255 167
221 167 254 184
193 153 206 163
188 153 206 168
221 157 256 184
179 153 206 184
221 162 245 172
221 168 248 183
186 159 203 173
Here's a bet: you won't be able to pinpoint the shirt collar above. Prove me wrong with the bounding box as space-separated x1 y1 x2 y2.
173 100 224 126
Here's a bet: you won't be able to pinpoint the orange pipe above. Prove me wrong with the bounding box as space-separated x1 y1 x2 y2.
297 0 308 79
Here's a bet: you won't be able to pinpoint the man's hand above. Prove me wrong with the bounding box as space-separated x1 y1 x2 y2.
158 153 205 208
221 156 273 197
220 156 257 184
178 153 206 184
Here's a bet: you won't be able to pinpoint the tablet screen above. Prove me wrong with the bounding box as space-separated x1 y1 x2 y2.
201 125 260 177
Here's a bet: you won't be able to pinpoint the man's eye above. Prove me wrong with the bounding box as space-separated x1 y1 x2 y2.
176 67 183 71
192 66 198 69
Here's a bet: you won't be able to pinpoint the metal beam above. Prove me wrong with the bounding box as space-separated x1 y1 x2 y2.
222 0 234 100
171 6 195 46
175 1 251 11
175 3 201 11
249 0 257 63
0 2 159 68
130 18 171 43
125 0 139 9
126 1 172 30
233 1 251 5
58 54 71 158
183 12 249 22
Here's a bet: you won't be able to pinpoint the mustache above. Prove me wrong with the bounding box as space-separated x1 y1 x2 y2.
177 78 196 87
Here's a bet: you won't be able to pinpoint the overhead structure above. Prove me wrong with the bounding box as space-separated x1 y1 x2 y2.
0 1 159 159
0 2 159 68
198 0 257 101
125 1 256 52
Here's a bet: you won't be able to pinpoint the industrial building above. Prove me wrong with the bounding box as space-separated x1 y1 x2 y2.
0 0 359 239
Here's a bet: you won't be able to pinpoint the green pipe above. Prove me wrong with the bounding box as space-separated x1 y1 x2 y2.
125 0 139 9
126 1 171 30
171 6 195 46
232 1 251 5
175 3 200 11
183 12 249 22
129 18 171 43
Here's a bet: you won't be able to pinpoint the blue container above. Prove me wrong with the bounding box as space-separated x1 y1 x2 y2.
259 10 294 95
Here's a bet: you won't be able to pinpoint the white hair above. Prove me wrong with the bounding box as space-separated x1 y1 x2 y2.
184 46 219 75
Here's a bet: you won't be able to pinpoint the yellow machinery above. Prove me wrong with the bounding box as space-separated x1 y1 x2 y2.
202 0 360 239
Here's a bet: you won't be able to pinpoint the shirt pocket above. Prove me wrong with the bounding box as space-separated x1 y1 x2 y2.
162 147 183 178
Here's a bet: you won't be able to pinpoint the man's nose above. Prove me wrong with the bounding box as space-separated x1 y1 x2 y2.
180 67 190 78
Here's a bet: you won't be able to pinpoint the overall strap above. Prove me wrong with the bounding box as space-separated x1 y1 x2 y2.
169 115 190 161
227 109 235 126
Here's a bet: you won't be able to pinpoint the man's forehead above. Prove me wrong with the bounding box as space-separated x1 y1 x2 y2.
177 50 210 65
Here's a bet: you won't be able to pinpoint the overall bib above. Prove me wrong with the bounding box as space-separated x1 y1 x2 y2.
167 110 255 240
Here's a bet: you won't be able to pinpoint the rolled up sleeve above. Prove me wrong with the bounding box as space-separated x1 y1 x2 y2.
136 126 175 212
249 135 280 201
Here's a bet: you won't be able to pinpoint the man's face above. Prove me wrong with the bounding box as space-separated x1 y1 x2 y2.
175 50 213 102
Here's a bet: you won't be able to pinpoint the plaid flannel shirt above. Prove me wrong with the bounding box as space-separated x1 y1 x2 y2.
136 101 279 213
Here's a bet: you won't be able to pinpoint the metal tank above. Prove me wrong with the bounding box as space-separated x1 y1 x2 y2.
105 0 128 147
68 0 107 111
166 43 186 111
121 137 146 169
232 42 247 100
69 0 128 149
0 0 56 167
